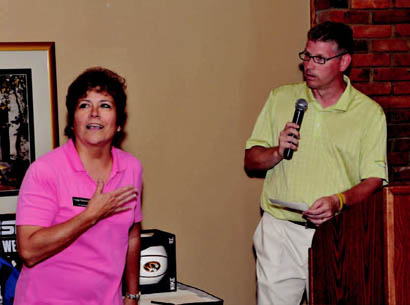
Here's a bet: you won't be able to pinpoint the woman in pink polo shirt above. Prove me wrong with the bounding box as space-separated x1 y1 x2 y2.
15 67 142 305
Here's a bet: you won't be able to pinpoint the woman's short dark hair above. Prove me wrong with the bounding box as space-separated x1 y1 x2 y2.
64 67 127 147
308 21 354 55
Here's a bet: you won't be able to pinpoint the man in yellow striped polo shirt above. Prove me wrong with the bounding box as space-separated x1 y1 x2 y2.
245 22 388 305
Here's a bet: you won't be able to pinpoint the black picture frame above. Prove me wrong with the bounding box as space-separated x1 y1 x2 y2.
0 69 35 197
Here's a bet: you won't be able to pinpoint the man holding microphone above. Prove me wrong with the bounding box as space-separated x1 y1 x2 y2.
245 21 388 305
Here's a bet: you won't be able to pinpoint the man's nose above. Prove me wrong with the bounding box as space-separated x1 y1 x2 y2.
304 57 315 69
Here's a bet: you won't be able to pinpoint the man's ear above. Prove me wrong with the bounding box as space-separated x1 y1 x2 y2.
340 53 352 73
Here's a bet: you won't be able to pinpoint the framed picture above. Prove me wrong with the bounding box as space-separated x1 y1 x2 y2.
0 42 59 213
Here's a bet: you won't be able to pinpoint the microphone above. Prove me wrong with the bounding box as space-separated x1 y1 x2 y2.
283 98 308 160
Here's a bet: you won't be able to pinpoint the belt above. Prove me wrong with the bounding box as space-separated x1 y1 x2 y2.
289 220 316 229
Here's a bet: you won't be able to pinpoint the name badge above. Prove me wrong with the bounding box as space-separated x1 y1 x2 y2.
72 197 90 207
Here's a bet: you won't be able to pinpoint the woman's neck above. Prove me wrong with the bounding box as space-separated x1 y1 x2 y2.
74 140 113 183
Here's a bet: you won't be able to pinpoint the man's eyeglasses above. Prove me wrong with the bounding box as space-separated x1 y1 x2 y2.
298 51 347 65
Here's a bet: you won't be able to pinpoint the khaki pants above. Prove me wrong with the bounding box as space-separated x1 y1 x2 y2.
253 212 315 305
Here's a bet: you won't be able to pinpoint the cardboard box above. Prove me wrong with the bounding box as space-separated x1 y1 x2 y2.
139 229 177 294
0 214 20 266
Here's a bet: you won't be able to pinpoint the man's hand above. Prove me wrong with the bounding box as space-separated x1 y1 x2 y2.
278 122 300 158
244 122 302 173
303 194 339 226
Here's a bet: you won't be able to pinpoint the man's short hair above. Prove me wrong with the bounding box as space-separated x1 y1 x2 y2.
308 21 354 54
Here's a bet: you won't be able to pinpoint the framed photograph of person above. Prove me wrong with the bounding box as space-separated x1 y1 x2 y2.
0 42 59 213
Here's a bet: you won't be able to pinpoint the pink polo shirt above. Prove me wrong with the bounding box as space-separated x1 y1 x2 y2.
15 139 143 305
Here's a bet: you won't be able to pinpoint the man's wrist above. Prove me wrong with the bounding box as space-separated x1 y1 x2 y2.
274 146 284 162
336 192 346 212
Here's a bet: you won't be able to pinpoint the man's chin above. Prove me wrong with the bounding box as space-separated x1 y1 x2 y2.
305 80 318 89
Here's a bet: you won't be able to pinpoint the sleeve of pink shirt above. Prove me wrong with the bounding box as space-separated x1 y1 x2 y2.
16 160 59 227
133 158 143 223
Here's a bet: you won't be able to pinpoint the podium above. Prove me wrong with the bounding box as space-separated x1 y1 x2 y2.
309 186 410 305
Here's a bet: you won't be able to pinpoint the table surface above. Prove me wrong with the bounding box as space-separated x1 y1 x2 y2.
140 282 222 305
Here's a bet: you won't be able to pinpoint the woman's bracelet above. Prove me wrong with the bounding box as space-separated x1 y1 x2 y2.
125 292 141 301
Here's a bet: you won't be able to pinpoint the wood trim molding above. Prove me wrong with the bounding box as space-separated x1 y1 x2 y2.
383 187 396 305
310 0 316 27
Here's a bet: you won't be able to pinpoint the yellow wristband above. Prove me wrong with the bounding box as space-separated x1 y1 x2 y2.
336 193 345 212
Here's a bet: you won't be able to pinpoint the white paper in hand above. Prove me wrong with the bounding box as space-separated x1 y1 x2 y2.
269 198 309 212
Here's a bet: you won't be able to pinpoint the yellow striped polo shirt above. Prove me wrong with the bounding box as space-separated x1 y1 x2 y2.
246 76 388 221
